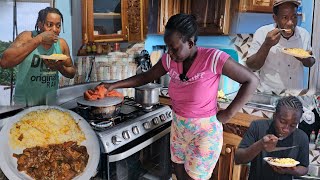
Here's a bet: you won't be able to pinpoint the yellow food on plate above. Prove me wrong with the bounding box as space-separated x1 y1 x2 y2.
269 158 297 165
284 48 310 57
50 53 68 59
218 90 226 99
9 109 86 149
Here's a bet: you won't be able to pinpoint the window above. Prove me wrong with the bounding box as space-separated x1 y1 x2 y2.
0 0 53 105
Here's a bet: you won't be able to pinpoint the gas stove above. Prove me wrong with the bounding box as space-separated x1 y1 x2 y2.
72 97 172 153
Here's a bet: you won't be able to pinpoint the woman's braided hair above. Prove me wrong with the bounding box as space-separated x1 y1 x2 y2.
275 96 303 114
35 7 64 33
164 13 198 44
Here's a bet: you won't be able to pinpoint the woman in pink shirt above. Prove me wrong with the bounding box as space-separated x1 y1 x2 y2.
100 14 258 180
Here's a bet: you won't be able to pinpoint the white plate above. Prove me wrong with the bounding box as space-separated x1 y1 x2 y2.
0 106 100 180
281 48 312 59
39 54 68 61
264 157 300 168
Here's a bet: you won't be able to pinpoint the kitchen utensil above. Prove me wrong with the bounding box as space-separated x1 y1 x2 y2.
135 83 162 107
77 96 123 120
270 146 297 152
0 106 100 180
279 28 292 33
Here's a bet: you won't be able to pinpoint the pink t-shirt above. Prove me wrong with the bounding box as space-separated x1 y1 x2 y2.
161 47 230 118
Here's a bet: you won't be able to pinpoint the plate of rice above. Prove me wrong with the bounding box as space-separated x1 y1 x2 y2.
264 157 300 168
281 48 312 59
40 54 69 61
0 106 100 180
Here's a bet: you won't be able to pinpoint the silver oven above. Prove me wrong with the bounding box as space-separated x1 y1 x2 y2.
98 122 172 180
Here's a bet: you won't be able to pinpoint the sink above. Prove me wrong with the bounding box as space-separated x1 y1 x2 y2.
226 92 279 111
246 93 279 111
248 93 279 106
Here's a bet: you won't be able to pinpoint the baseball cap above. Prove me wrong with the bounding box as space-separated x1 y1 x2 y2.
273 0 301 7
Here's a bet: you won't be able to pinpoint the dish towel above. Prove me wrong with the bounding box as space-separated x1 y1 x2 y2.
298 96 315 125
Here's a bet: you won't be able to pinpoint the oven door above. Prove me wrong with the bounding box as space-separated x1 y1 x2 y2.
100 122 172 180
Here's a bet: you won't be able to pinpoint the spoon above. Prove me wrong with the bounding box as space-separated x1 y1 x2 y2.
279 29 292 33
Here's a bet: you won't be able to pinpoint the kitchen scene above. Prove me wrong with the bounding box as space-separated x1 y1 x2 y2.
0 0 320 180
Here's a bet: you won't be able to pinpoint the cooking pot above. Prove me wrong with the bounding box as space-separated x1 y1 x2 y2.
76 96 123 120
135 83 162 107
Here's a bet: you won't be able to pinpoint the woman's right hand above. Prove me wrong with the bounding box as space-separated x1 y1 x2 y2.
38 31 58 45
260 134 278 152
98 82 114 91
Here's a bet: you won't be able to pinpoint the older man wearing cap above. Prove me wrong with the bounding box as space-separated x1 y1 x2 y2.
245 0 315 95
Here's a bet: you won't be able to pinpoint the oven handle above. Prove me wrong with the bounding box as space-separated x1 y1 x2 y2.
108 126 171 162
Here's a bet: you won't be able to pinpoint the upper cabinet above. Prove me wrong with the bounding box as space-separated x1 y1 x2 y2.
155 0 235 35
82 0 148 43
239 0 274 13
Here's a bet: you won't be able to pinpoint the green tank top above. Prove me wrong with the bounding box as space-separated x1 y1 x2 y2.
14 31 61 106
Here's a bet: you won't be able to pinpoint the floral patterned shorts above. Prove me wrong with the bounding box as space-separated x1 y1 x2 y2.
170 113 223 180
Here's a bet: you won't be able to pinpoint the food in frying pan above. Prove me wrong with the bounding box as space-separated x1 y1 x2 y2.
84 85 123 101
13 141 89 180
9 109 86 150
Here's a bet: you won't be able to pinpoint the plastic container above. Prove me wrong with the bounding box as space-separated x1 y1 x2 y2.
310 130 316 144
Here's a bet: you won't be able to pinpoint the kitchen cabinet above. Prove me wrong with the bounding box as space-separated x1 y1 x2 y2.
81 0 148 43
239 0 274 13
155 0 235 35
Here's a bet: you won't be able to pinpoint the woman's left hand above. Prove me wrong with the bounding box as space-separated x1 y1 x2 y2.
216 109 232 123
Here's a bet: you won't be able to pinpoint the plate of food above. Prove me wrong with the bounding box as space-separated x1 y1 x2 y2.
264 157 300 168
0 106 100 180
281 48 312 59
40 54 69 61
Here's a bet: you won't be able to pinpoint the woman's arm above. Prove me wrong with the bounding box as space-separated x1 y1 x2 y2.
103 59 167 90
56 38 76 78
0 31 40 68
217 58 259 123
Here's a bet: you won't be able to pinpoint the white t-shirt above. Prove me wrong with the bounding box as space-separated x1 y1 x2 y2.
247 23 312 94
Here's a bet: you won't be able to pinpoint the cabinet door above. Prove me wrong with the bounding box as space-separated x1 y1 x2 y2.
123 0 148 42
158 0 181 33
239 0 274 13
181 0 232 35
82 0 128 43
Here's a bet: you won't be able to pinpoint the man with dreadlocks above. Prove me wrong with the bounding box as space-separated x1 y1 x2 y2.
0 7 76 106
235 96 309 180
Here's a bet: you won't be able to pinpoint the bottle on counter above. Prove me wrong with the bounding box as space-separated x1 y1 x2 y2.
315 130 320 149
310 130 316 144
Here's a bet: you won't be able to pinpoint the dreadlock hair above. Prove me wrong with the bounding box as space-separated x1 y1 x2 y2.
273 3 298 16
275 96 303 114
35 7 64 33
164 13 198 44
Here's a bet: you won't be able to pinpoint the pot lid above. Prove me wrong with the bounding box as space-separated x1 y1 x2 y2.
77 96 123 107
135 83 162 90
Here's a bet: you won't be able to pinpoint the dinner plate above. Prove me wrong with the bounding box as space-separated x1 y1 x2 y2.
0 106 100 180
281 48 312 59
39 54 68 61
264 157 300 168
